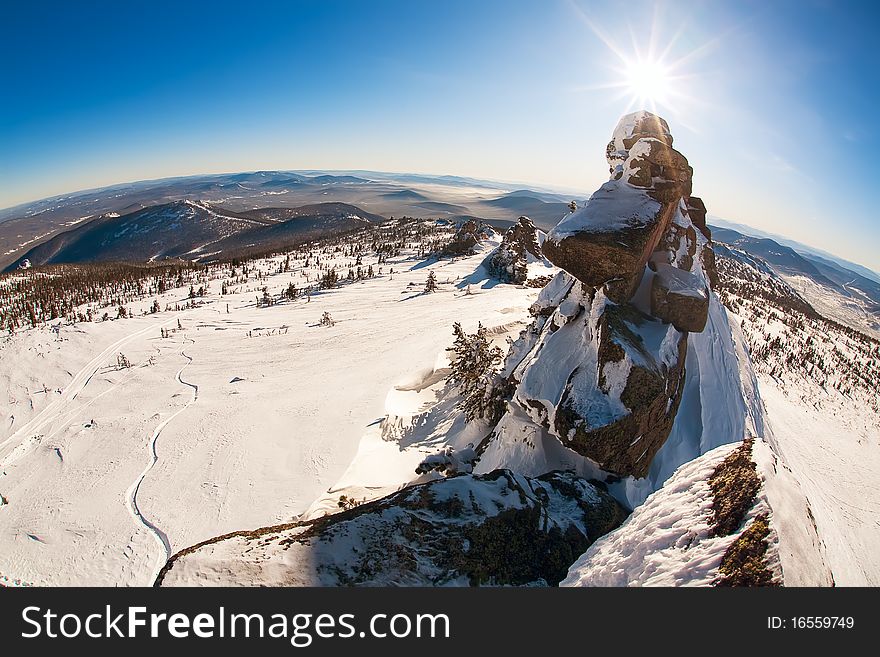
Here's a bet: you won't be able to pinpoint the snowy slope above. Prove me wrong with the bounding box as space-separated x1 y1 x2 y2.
0 221 537 586
562 438 833 586
715 248 880 584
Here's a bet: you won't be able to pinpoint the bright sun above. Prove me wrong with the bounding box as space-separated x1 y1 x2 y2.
624 59 672 106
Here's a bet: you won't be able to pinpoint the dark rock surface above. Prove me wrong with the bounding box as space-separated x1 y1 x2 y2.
157 469 628 587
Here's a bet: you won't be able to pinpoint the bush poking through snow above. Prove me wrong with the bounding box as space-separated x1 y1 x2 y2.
447 322 504 423
415 446 478 476
337 495 363 511
708 437 761 537
116 353 131 369
320 311 335 327
716 513 778 587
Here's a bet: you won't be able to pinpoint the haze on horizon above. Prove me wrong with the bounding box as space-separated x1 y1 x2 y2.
2 0 878 270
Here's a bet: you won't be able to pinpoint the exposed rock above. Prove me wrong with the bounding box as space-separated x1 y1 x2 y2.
606 110 674 177
543 181 674 303
545 112 694 304
651 209 698 272
486 216 544 284
528 270 576 317
650 263 710 332
489 112 720 480
620 137 693 202
561 442 786 587
686 196 711 240
702 245 720 289
157 469 628 587
441 219 492 256
554 301 688 478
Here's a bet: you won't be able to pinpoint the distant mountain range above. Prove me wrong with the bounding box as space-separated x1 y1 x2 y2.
2 169 876 334
709 216 880 285
5 200 384 269
710 224 880 335
0 171 586 270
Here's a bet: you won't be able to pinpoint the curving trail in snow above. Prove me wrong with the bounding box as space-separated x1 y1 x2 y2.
125 348 199 583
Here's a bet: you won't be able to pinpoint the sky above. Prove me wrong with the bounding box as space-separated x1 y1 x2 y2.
1 0 878 270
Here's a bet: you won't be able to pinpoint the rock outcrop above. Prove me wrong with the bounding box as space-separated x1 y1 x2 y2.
485 216 545 284
157 469 627 587
441 219 494 256
481 111 718 479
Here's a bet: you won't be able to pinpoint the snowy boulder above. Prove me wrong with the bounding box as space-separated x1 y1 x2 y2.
157 469 628 587
505 216 543 259
544 112 695 303
651 206 699 271
606 110 674 177
441 219 493 256
415 445 478 476
561 441 778 586
650 263 710 333
529 270 575 317
620 137 693 202
543 179 675 303
485 216 545 284
555 302 688 478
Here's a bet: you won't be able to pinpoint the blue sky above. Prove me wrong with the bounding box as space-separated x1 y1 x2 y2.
1 0 878 269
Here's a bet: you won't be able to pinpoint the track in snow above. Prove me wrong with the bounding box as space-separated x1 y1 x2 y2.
124 349 199 584
0 319 174 466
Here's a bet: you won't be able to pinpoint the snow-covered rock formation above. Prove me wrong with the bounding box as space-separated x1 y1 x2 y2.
478 111 753 503
484 216 549 284
155 112 834 587
157 469 626 586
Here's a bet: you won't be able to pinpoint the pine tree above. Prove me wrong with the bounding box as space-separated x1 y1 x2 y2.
320 269 339 289
425 270 438 293
447 322 504 422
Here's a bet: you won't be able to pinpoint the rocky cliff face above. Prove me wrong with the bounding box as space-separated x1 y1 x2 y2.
480 111 719 480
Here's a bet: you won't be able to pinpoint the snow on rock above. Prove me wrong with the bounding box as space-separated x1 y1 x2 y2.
563 443 747 586
650 263 709 332
543 180 666 302
479 111 752 512
484 216 554 285
529 270 575 317
621 295 767 506
605 110 674 178
563 435 832 587
441 219 495 256
158 469 628 587
415 445 478 476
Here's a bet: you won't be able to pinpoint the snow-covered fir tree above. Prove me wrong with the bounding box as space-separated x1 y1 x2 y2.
446 322 504 422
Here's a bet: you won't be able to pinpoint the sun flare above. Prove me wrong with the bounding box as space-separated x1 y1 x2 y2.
624 59 672 105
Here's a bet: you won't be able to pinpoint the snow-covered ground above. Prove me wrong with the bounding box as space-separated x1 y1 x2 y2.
0 226 537 585
717 251 880 585
760 379 880 585
2 215 878 587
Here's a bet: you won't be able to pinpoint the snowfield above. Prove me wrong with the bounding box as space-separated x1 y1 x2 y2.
1 215 878 587
0 227 537 585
